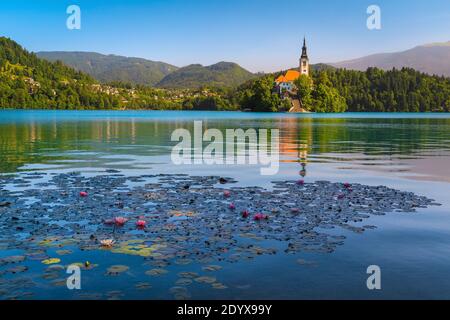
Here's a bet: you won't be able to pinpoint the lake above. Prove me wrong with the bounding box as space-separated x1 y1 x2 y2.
0 110 450 300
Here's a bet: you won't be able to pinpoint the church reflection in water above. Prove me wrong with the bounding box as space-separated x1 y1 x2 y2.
278 116 312 179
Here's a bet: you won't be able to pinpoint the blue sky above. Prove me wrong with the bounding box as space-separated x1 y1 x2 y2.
0 0 449 72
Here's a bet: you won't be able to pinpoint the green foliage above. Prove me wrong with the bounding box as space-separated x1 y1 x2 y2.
313 67 450 112
238 75 281 112
294 75 314 109
1 37 449 113
156 62 256 89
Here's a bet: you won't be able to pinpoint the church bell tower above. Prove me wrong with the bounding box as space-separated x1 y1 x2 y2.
299 37 309 76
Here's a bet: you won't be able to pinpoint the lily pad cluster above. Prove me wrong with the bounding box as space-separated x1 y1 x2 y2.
0 171 441 299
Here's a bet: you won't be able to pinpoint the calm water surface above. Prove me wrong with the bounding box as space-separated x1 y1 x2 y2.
1 110 450 299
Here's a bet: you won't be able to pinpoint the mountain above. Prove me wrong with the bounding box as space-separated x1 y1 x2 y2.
0 37 126 109
156 62 256 88
330 41 450 77
37 51 178 86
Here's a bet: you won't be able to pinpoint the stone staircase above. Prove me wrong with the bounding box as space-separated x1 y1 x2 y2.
288 98 308 113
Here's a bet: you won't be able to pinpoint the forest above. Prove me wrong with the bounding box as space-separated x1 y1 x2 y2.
1 37 449 112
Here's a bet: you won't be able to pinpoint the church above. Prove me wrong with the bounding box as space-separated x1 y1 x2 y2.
275 38 310 93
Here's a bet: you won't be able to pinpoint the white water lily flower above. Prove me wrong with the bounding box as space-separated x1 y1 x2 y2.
100 239 115 247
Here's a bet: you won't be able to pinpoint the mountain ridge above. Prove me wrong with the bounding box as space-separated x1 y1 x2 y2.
37 51 257 88
155 61 256 88
37 51 178 86
330 41 450 77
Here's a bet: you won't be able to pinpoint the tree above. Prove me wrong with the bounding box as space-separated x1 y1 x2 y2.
241 76 281 112
294 75 314 110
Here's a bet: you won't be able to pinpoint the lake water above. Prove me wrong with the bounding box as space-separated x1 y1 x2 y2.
1 110 450 300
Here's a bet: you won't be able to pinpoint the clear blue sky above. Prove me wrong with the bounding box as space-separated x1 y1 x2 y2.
0 0 449 72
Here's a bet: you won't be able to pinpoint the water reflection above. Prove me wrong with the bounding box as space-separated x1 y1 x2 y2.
0 111 450 182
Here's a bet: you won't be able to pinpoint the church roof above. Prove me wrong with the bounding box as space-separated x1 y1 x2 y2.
285 70 300 81
275 70 300 83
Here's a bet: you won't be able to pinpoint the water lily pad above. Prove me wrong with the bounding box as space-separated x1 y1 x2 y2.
106 265 129 276
175 258 193 265
145 268 168 276
212 282 228 290
170 286 191 300
0 255 25 265
296 259 318 267
202 265 222 272
178 272 198 279
56 249 72 256
175 278 193 286
135 282 152 290
110 241 166 258
7 265 29 274
194 276 217 284
41 258 61 265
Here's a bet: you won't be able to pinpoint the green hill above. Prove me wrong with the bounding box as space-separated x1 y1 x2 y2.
37 51 178 86
156 62 256 88
0 37 122 109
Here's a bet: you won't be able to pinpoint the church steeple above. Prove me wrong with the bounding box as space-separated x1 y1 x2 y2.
301 37 308 58
299 37 310 75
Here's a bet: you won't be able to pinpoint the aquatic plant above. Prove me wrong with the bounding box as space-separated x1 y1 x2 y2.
100 239 115 247
254 213 268 221
114 217 128 227
136 220 147 228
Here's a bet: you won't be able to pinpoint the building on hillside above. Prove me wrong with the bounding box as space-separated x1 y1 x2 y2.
274 38 310 94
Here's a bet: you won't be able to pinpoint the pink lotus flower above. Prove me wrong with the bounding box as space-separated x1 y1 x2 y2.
223 190 231 198
296 179 305 186
254 213 268 221
241 210 250 218
114 217 128 227
79 191 88 197
136 220 146 228
229 203 236 210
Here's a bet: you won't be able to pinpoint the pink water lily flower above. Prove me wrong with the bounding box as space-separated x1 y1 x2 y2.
79 191 88 197
229 203 236 210
296 180 305 186
114 217 128 227
344 183 351 189
241 210 250 218
254 213 268 221
136 220 146 228
223 190 231 198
